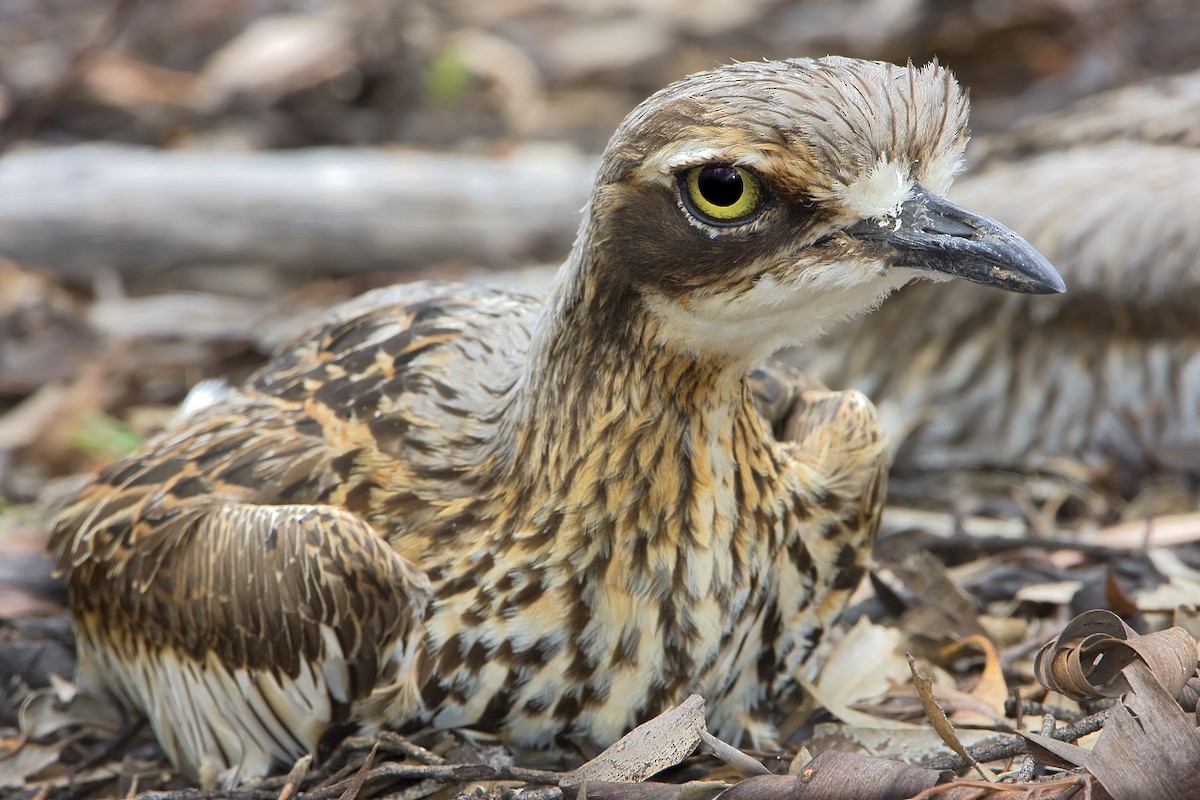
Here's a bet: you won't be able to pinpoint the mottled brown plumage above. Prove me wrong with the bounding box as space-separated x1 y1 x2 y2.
50 57 1061 787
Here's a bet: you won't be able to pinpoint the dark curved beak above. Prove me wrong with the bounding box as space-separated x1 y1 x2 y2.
844 185 1065 295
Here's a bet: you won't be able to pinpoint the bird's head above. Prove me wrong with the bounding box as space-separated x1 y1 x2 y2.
575 57 1064 366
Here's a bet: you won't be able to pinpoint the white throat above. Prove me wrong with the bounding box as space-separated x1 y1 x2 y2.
643 265 924 366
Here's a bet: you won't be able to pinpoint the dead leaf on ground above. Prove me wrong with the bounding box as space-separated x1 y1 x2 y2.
938 635 1008 725
1087 660 1200 799
561 780 728 800
1033 608 1198 701
83 52 198 109
0 383 69 452
1013 580 1083 606
562 694 706 787
1017 727 1093 771
0 737 67 789
1135 549 1200 612
908 655 995 782
195 12 356 108
717 751 946 800
907 774 1100 799
892 552 988 644
788 617 913 735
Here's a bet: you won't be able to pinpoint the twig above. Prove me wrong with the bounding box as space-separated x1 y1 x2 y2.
1016 714 1057 781
334 743 377 800
920 532 1147 562
129 759 563 800
1004 697 1090 723
297 762 560 800
374 731 448 765
362 762 562 787
509 788 565 800
132 791 279 800
372 778 445 800
921 709 1109 772
277 755 313 800
909 774 1094 799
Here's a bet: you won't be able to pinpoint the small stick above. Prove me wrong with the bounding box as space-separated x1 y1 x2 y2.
1016 714 1057 782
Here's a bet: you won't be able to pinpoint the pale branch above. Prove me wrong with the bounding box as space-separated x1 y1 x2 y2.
0 145 596 276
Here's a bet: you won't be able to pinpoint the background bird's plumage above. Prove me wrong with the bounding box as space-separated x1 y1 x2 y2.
785 79 1200 475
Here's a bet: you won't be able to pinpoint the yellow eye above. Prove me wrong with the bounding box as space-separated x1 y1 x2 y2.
680 163 764 225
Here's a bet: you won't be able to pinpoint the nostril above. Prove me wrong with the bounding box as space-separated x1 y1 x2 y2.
934 219 976 237
916 209 976 238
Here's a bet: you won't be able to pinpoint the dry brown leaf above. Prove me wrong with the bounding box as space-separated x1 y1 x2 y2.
0 383 69 451
975 615 1031 649
907 655 995 782
1104 569 1141 618
0 739 67 789
793 617 914 732
928 685 1008 728
1136 550 1200 612
715 752 945 800
938 635 1008 724
906 774 1101 799
1033 609 1198 701
1017 728 1092 770
890 552 987 642
1013 580 1083 605
561 781 728 800
83 52 198 109
19 682 124 742
562 694 705 787
1087 660 1200 798
1176 606 1200 642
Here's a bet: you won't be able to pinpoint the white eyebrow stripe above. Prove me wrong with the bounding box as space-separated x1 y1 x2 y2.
642 143 782 177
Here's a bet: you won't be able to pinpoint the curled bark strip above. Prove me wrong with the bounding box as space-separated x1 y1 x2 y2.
1033 609 1198 702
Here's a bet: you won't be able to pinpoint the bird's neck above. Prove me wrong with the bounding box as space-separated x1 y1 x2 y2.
499 247 779 552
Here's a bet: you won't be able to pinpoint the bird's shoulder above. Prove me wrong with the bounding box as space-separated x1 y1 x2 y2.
50 281 544 574
250 280 543 420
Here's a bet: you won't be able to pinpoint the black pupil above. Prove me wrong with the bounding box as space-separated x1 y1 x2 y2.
697 165 743 207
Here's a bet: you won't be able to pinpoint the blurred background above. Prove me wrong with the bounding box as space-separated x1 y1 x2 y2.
4 0 1200 149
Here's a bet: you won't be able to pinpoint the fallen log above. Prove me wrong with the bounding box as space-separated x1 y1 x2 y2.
0 143 596 276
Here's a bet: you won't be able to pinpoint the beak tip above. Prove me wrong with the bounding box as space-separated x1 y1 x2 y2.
1021 253 1066 295
846 187 1067 296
